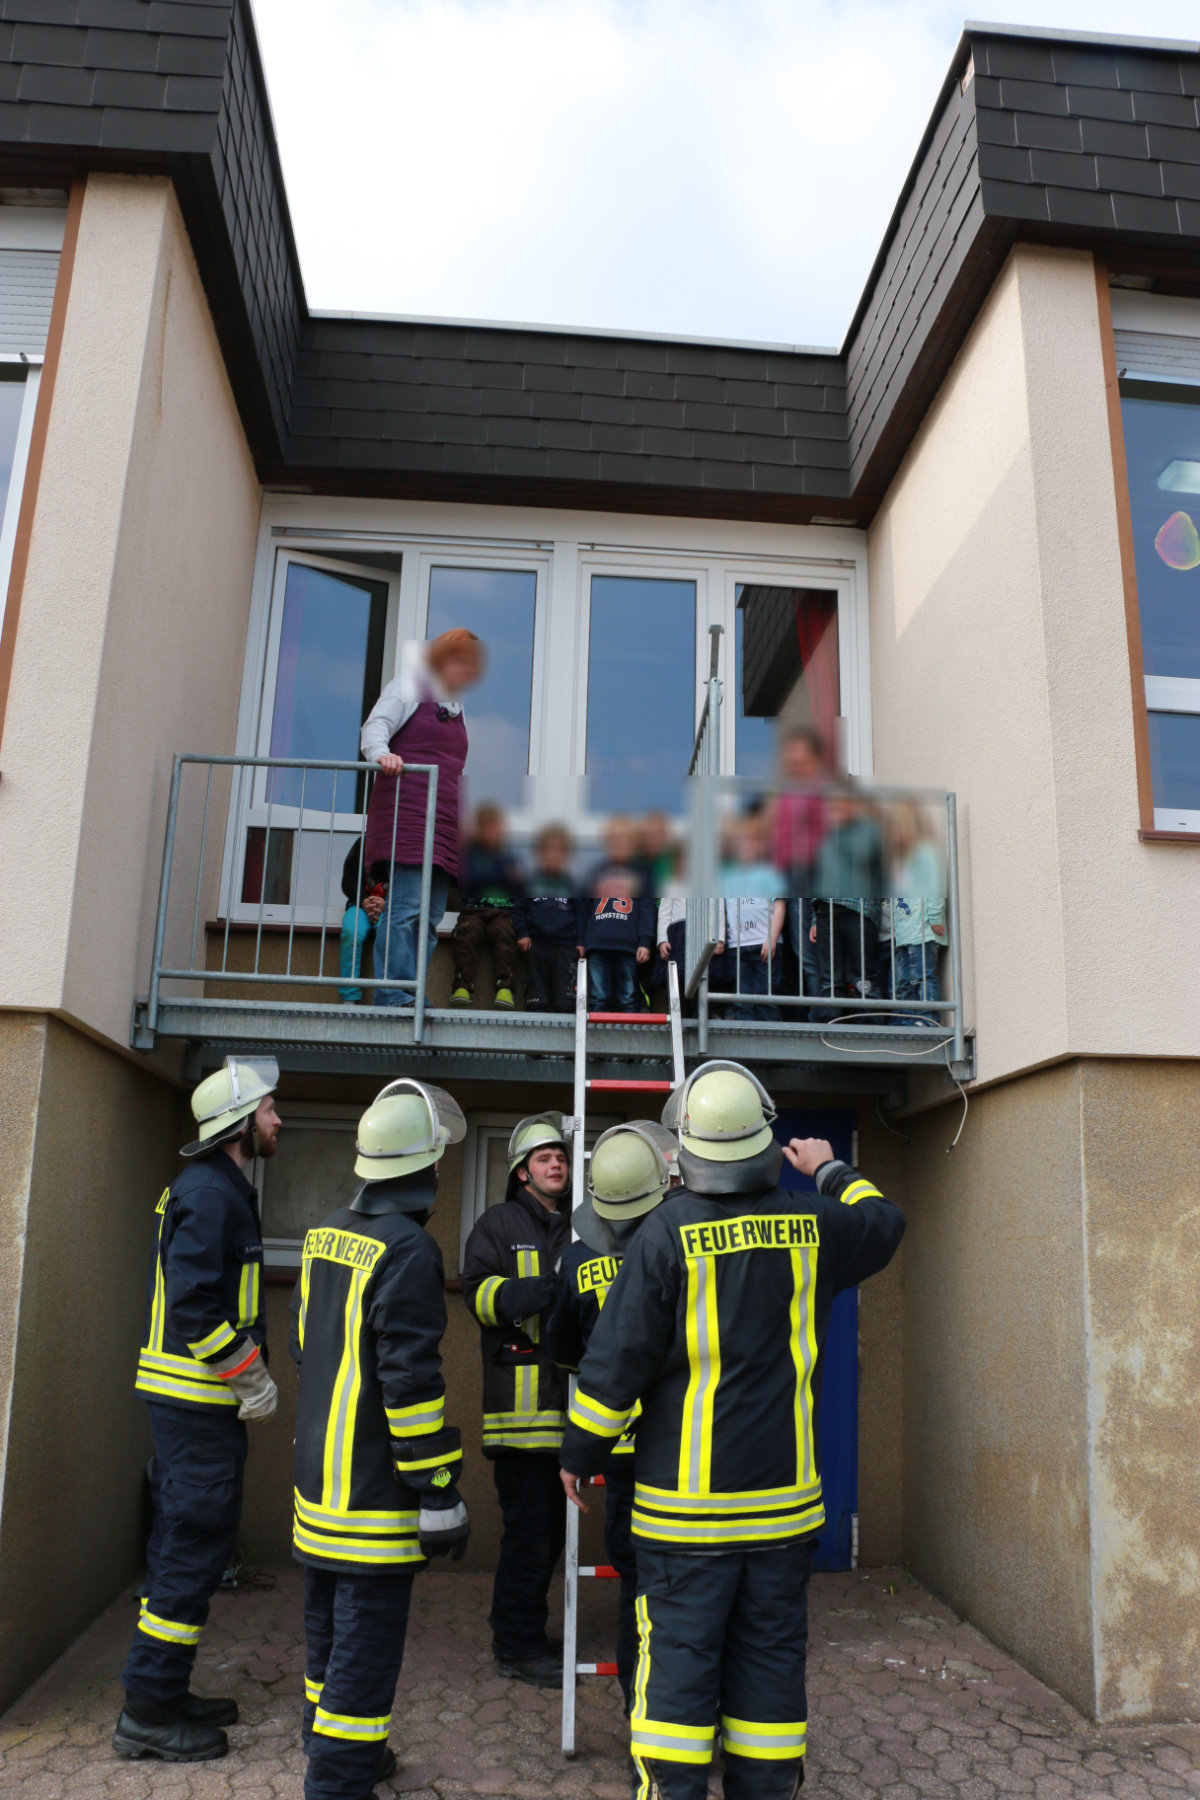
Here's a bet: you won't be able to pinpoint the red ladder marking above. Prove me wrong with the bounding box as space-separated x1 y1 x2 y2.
579 1565 620 1579
588 1012 670 1024
576 1662 620 1676
586 1078 672 1092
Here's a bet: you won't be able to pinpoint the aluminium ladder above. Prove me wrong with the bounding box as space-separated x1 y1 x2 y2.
561 957 686 1757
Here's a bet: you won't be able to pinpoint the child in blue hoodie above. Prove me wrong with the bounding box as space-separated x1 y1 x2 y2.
514 823 583 1014
578 815 655 1013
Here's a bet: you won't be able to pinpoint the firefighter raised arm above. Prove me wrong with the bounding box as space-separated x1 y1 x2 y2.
291 1079 469 1800
560 1061 904 1800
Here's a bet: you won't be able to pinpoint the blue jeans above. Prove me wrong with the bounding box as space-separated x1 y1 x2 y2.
588 951 638 1012
894 941 941 1023
338 907 375 1003
374 864 450 1007
788 899 822 1012
724 946 781 1021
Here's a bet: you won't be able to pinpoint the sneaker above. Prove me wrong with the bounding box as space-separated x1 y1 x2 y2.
180 1693 238 1727
112 1707 228 1762
495 1649 563 1687
450 987 472 1007
494 987 515 1009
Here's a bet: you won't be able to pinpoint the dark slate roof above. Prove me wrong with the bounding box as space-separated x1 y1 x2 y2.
0 8 1198 521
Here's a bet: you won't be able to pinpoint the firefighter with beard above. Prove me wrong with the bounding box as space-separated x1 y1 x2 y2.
546 1121 678 1712
559 1062 905 1800
291 1079 470 1800
114 1057 282 1764
461 1112 571 1686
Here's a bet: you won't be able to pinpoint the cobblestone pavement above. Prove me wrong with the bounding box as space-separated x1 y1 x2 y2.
2 1566 1198 1800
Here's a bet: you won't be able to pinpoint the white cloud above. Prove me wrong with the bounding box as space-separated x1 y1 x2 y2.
252 0 1200 347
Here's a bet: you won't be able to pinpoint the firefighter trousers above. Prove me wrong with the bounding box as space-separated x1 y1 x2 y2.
489 1451 567 1660
302 1566 414 1800
603 1465 637 1711
631 1539 815 1800
121 1402 247 1705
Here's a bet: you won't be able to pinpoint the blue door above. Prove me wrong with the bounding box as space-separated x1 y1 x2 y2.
773 1108 856 1572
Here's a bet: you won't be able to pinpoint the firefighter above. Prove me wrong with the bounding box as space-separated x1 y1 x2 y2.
114 1056 282 1764
461 1112 571 1685
546 1121 677 1711
559 1062 905 1800
292 1078 470 1800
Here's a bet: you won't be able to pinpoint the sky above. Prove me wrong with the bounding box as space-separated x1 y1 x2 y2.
251 0 1200 350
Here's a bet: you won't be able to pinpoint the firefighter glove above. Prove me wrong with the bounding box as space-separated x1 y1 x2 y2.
211 1339 278 1421
418 1489 470 1561
504 1272 557 1324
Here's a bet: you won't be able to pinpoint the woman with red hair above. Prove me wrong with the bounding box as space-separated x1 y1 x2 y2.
360 629 484 1007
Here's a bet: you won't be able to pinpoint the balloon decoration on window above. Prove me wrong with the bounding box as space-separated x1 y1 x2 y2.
1154 510 1200 571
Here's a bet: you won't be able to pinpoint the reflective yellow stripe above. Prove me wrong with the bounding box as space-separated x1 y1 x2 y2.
312 1706 390 1742
679 1252 720 1495
385 1397 445 1435
482 1409 565 1428
298 1255 311 1353
305 1676 324 1704
293 1523 424 1564
631 1503 825 1546
392 1445 462 1474
634 1482 821 1515
295 1490 418 1536
323 1268 370 1513
138 1602 201 1646
789 1247 818 1488
136 1350 238 1407
516 1250 541 1342
148 1197 170 1354
839 1178 881 1207
237 1260 260 1328
473 1276 505 1325
187 1321 237 1360
631 1720 716 1763
720 1716 807 1760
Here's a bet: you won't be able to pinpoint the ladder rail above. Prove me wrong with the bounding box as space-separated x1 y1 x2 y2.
561 957 686 1757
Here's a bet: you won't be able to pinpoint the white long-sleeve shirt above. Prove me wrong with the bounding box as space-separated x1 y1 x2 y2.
656 895 726 943
360 642 464 764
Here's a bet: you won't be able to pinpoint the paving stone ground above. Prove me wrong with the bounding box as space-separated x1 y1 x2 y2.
1 1566 1197 1800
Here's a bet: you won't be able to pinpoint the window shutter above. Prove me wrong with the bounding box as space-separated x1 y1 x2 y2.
0 249 60 356
1114 329 1200 385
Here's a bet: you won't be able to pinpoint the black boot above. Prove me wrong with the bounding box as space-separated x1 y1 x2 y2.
494 1648 563 1687
113 1693 228 1762
180 1692 239 1727
376 1743 398 1783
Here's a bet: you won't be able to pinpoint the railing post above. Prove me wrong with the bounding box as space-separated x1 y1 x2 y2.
147 754 184 1036
412 765 440 1044
945 792 967 1073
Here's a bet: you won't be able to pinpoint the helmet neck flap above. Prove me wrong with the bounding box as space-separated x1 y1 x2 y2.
678 1137 783 1196
351 1167 438 1217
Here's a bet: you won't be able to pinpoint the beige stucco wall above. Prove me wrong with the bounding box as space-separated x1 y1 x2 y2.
0 172 261 1048
0 1015 182 1713
901 1059 1200 1723
868 243 1199 1084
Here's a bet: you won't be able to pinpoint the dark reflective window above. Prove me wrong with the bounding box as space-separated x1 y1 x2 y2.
1121 393 1200 679
427 565 536 809
586 575 696 812
734 604 773 781
266 563 387 811
1148 711 1200 813
0 375 26 533
737 584 840 766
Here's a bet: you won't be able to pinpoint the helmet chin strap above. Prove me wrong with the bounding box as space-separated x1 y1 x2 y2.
522 1165 568 1207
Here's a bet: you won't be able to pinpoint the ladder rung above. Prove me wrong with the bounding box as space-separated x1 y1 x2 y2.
588 1012 670 1024
579 1565 620 1579
576 1662 620 1676
587 1078 672 1092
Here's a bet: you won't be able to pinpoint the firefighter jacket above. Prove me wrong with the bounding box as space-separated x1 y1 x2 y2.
461 1184 570 1455
289 1200 461 1573
546 1240 634 1459
559 1161 903 1551
135 1154 266 1410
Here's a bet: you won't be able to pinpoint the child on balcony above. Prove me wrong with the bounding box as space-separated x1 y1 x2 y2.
514 823 583 1014
338 840 386 1004
450 802 524 1010
889 801 947 1026
579 815 655 1013
808 787 885 1018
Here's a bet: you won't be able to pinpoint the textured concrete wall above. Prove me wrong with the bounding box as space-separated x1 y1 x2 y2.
0 173 260 1044
0 1016 182 1713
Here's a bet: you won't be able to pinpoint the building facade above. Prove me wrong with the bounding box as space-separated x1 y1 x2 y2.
0 4 1196 1727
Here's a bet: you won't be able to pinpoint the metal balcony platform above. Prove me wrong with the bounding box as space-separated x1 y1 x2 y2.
133 996 972 1096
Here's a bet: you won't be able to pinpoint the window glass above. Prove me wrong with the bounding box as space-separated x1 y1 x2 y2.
267 562 388 811
1148 711 1200 818
1121 393 1200 680
0 374 25 530
737 584 840 765
426 566 535 809
734 603 773 781
259 1119 359 1269
587 576 696 812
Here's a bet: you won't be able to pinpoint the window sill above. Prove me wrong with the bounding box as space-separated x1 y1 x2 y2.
1139 829 1200 844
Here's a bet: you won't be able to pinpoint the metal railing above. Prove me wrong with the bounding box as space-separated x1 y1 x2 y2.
685 624 724 999
145 754 440 1043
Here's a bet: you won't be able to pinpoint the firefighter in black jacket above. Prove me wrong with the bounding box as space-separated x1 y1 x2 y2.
291 1078 470 1800
461 1112 571 1685
560 1062 905 1800
114 1057 282 1765
546 1120 678 1710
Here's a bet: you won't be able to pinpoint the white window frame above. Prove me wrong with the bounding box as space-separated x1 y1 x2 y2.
228 499 874 917
0 364 41 647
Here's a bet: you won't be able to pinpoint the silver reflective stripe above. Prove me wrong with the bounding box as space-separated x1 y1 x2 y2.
686 1257 712 1492
419 1501 466 1532
634 1486 818 1514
